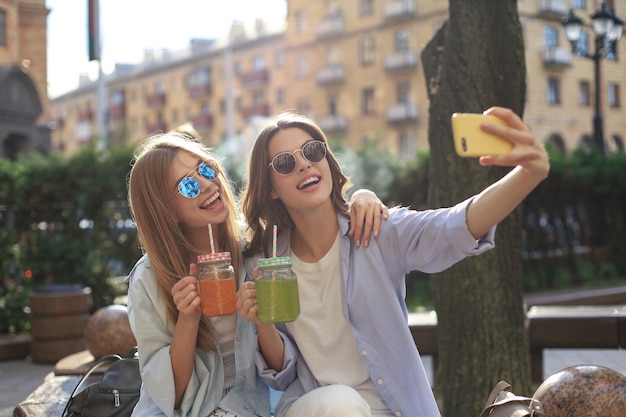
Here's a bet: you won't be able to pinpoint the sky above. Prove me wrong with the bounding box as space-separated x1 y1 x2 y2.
46 0 287 98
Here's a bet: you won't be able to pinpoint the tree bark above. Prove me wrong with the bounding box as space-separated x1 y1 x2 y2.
420 1 531 416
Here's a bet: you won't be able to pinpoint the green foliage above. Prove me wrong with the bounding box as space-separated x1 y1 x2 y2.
1 143 140 329
0 283 32 334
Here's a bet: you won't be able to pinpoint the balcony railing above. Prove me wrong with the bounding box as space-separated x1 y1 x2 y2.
145 92 166 108
147 121 167 134
386 103 418 123
239 69 269 89
542 46 572 68
383 0 416 20
384 50 418 71
242 103 270 119
317 15 345 39
317 114 347 133
191 113 214 128
538 0 569 20
78 109 93 122
108 103 126 120
316 64 346 85
187 84 213 99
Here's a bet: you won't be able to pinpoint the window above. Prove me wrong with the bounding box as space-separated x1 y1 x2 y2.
573 0 585 9
398 130 416 160
328 94 338 115
359 0 374 16
294 10 307 34
253 91 266 104
547 77 561 104
296 98 311 116
326 45 341 64
543 26 558 47
576 31 589 57
155 81 165 93
295 53 309 78
187 68 211 87
252 55 266 71
0 10 6 45
275 51 284 69
608 83 621 108
395 30 410 51
361 88 375 114
276 88 285 105
397 81 411 104
578 81 591 106
359 36 376 66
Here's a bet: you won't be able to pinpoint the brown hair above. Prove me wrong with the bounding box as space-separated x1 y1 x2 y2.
241 111 352 257
128 132 242 351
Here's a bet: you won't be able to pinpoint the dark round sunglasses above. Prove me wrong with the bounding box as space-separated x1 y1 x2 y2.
268 141 327 175
177 161 218 198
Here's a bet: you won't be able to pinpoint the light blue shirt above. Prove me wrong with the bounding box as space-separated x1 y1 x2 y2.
126 255 270 417
245 197 496 417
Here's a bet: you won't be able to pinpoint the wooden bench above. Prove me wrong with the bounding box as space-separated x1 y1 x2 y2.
408 303 626 385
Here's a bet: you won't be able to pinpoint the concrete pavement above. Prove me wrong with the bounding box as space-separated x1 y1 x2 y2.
2 349 626 416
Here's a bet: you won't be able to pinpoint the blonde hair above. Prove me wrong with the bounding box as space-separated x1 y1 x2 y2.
128 132 242 351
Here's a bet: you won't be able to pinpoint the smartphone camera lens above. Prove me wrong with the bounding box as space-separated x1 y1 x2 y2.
461 138 467 152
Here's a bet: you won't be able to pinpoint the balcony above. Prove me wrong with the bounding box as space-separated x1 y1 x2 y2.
386 103 418 123
383 0 416 21
147 120 167 134
241 103 270 119
187 84 212 99
239 69 269 89
191 113 214 128
316 64 346 85
317 15 345 39
384 50 418 71
78 109 93 122
542 46 572 68
108 103 126 120
317 114 347 133
537 0 569 21
145 92 166 108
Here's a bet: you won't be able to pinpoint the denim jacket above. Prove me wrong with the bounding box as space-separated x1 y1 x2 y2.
126 255 270 417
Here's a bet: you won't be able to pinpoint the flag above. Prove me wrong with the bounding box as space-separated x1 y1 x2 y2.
88 0 99 61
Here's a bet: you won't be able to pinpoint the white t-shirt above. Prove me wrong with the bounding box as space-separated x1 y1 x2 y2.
286 232 390 414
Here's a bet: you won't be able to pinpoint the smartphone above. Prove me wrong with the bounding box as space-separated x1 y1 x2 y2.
451 113 513 157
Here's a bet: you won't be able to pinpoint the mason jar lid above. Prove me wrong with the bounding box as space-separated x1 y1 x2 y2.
258 256 292 267
198 252 231 263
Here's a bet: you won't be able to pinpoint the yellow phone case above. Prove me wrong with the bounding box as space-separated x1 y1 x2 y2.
451 113 513 157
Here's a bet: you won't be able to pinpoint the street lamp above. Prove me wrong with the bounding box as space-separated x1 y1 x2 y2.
562 1 623 155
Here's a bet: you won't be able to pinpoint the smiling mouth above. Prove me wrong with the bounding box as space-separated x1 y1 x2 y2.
200 191 221 209
297 176 320 190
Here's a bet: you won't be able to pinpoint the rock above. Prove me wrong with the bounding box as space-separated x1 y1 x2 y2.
85 305 136 359
533 364 626 417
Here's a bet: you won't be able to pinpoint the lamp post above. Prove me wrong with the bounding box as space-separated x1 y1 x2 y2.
562 2 623 155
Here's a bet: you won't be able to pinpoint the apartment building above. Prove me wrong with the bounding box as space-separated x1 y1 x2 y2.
49 0 626 158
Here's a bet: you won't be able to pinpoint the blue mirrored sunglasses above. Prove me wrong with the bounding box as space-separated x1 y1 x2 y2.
177 161 218 198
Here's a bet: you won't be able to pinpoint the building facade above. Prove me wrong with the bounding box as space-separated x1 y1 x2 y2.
49 0 626 158
0 0 51 160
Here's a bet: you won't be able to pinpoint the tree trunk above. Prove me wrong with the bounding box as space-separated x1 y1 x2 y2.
420 1 532 416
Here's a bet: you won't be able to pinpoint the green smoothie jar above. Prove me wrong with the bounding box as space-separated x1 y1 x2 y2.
256 256 300 324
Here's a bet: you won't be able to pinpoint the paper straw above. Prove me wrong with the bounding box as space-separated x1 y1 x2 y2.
272 225 277 258
208 223 215 254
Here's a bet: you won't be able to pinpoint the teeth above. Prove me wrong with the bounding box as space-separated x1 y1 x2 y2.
298 177 319 189
201 191 220 208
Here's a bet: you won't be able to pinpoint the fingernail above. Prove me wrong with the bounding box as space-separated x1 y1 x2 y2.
356 240 361 247
374 229 379 237
364 240 369 247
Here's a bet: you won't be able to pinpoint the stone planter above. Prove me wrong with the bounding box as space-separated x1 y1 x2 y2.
29 284 93 363
0 333 32 361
